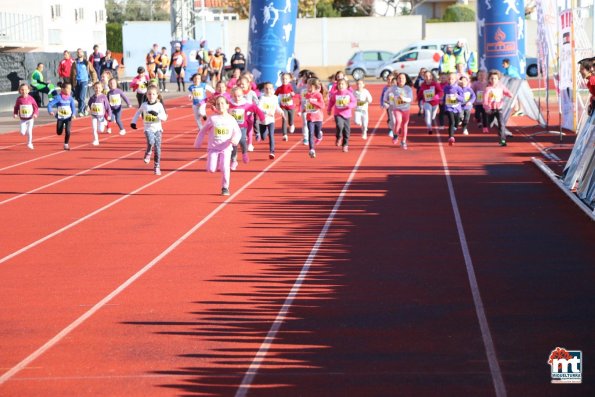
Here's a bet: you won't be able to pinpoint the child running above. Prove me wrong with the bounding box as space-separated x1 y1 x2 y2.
304 77 325 158
327 78 356 152
274 72 297 141
107 78 131 135
87 81 112 146
387 73 413 149
194 96 242 196
297 70 315 145
258 82 286 159
229 86 265 169
459 74 476 135
442 72 465 146
13 83 39 149
47 83 77 150
381 74 395 137
483 70 513 146
471 69 488 131
237 76 259 151
419 70 443 135
354 79 373 140
131 86 168 174
188 73 215 129
130 66 150 107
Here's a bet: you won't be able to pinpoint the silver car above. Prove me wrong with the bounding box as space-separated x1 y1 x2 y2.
345 50 394 80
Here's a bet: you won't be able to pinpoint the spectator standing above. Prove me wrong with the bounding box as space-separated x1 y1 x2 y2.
71 48 97 116
88 45 104 77
171 42 187 92
58 50 74 85
230 47 246 72
100 50 119 78
146 43 159 79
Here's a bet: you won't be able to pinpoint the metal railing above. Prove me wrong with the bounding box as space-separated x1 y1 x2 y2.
0 12 43 46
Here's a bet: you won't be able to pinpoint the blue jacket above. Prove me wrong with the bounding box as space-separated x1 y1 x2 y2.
48 94 76 119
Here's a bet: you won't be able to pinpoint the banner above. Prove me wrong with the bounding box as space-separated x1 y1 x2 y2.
563 112 595 190
558 9 575 130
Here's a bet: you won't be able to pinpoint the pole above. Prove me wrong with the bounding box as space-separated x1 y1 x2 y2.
201 0 206 41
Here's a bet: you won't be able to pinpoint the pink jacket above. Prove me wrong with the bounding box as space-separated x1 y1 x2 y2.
194 113 241 152
304 92 325 122
14 95 39 120
327 89 356 118
483 83 513 110
229 98 265 128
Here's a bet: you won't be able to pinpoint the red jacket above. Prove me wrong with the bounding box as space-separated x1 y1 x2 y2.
58 58 74 79
274 84 296 110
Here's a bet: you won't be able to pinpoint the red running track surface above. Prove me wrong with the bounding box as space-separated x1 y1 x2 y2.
0 86 593 397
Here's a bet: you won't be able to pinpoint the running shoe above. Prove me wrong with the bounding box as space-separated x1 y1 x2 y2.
27 143 34 150
309 149 316 158
230 160 238 171
282 135 288 142
448 137 455 146
269 153 275 159
221 187 230 196
154 167 161 175
342 145 349 152
242 153 249 163
144 152 151 163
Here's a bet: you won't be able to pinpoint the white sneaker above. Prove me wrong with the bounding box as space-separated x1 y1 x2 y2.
92 140 99 146
64 143 70 150
362 132 367 140
248 144 254 152
154 167 161 175
27 143 34 150
289 125 295 133
282 135 288 141
106 127 112 134
119 129 126 136
463 128 469 135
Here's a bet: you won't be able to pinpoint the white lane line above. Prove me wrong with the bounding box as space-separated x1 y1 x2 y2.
0 105 190 172
233 113 384 397
0 139 302 385
436 132 507 397
0 129 193 206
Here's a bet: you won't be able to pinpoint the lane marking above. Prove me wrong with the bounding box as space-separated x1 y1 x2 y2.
234 113 384 397
0 139 304 385
435 132 507 397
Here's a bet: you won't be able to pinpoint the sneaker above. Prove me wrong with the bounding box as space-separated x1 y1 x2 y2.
282 134 288 142
362 132 367 140
242 153 249 163
482 127 489 134
428 130 433 135
83 110 89 116
314 134 323 145
27 143 34 150
388 130 394 138
143 152 151 164
92 139 99 146
248 144 254 152
154 167 161 175
478 122 483 129
106 127 112 134
335 137 342 146
230 160 238 171
513 110 524 117
401 141 408 150
221 187 230 196
463 128 469 135
342 145 349 153
392 138 398 145
64 143 70 151
302 138 309 145
448 137 455 146
269 153 275 159
289 125 295 133
119 129 126 136
309 149 316 158
499 139 507 146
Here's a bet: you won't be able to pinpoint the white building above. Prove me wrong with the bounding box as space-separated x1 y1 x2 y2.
0 0 107 52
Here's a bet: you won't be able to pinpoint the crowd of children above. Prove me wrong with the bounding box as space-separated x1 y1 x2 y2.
13 55 595 196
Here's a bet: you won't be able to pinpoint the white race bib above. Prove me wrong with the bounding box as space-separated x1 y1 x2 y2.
230 108 245 124
109 94 122 107
57 105 72 119
446 94 459 106
19 104 33 118
336 95 350 108
90 102 104 116
423 87 435 101
279 93 293 106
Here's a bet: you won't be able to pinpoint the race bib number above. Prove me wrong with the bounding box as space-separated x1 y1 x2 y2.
192 88 205 100
357 100 366 107
90 102 104 116
19 104 33 118
423 88 435 101
336 95 350 108
109 94 122 107
305 101 317 113
57 105 72 118
280 94 293 106
489 89 502 102
261 102 274 116
476 91 484 102
464 92 471 102
137 82 147 94
215 126 229 136
395 96 405 105
230 108 245 124
446 94 459 106
143 113 158 123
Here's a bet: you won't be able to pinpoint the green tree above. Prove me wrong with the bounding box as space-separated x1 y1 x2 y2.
442 5 475 22
106 22 123 52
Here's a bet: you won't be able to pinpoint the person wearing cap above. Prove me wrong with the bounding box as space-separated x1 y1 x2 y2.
171 43 187 91
146 43 159 79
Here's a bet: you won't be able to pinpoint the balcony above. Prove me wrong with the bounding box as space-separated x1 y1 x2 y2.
0 12 43 50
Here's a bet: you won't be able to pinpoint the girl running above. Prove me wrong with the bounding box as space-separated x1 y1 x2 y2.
483 70 513 146
13 83 39 149
107 78 131 135
194 96 242 196
459 74 476 135
354 79 373 140
229 86 265 169
442 73 464 146
131 86 168 174
304 77 325 158
188 73 215 129
275 72 297 141
87 81 112 146
471 69 488 131
47 83 77 150
258 82 286 159
327 78 356 152
130 66 149 107
419 71 443 135
387 73 413 149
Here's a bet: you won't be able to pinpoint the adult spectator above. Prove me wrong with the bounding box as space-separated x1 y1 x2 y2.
71 48 97 116
453 40 468 68
30 63 56 105
88 45 103 77
439 45 456 74
171 42 187 92
502 58 521 78
100 50 119 78
196 40 210 78
155 47 170 92
209 48 225 87
57 50 74 84
230 47 246 72
146 43 159 79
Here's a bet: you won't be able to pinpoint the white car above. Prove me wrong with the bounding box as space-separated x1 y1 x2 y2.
378 49 444 80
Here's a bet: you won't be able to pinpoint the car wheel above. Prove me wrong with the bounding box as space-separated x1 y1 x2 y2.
352 68 365 81
380 70 391 81
527 64 538 77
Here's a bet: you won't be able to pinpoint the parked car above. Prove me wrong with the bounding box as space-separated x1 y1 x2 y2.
393 38 467 59
377 49 443 80
345 50 394 80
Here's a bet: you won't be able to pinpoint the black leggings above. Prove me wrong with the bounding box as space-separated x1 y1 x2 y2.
335 115 351 147
446 111 460 138
307 121 322 151
488 109 506 141
474 104 488 126
281 108 294 135
56 118 72 143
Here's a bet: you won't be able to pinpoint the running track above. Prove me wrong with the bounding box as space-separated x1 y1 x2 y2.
0 86 593 397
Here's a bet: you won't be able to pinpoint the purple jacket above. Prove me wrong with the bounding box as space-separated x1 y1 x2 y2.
107 88 131 110
461 86 476 111
88 94 112 119
442 84 464 113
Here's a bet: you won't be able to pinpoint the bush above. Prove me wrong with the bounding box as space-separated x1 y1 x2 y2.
106 23 123 52
442 5 475 22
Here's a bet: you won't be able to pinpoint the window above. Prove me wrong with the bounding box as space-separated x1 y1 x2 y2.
75 8 84 22
362 52 378 62
51 4 62 20
380 52 393 61
95 10 104 23
398 52 418 62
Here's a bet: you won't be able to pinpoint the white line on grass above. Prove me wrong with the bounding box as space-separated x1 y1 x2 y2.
435 131 507 397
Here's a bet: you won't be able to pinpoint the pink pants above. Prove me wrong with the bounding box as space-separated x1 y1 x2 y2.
207 149 231 189
392 109 411 141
